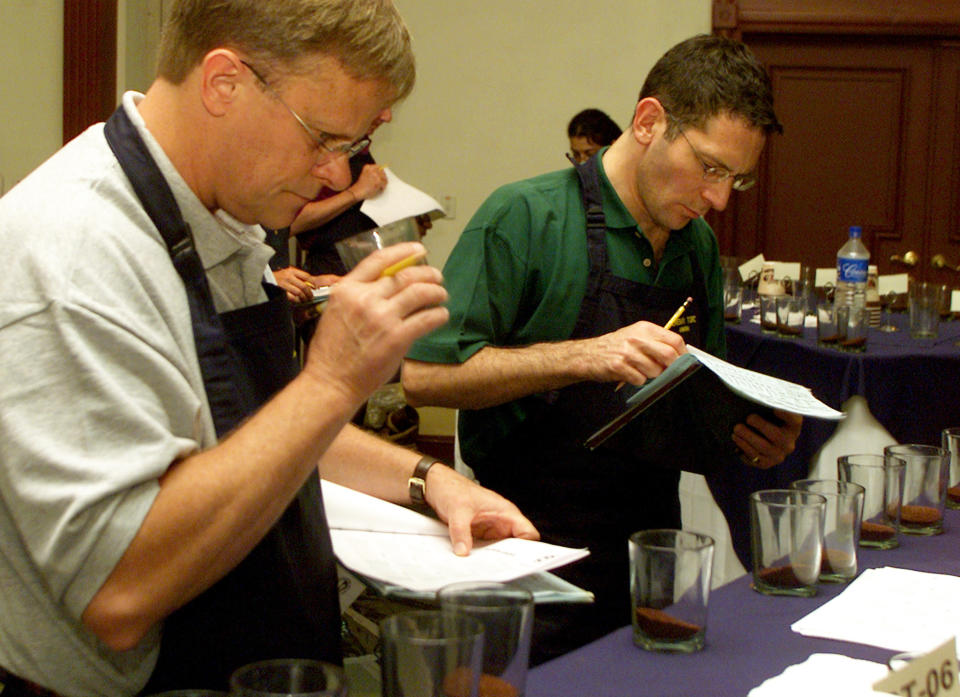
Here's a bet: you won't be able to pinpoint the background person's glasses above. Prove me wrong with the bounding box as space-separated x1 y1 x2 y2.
668 116 757 191
241 60 371 162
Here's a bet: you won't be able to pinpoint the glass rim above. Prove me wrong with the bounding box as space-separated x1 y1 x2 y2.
379 609 485 644
749 489 828 507
884 444 947 457
436 580 534 605
229 658 345 695
790 478 865 497
839 453 904 469
628 528 715 551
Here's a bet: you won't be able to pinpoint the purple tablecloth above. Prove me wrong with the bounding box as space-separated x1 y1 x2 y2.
710 310 960 563
527 509 960 697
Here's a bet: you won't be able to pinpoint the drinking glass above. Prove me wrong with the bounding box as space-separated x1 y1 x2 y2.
838 454 904 549
760 295 779 333
837 305 868 352
909 281 941 339
885 444 949 535
380 611 484 697
629 529 714 653
789 479 864 583
230 659 346 697
723 282 742 323
942 427 960 510
817 303 839 347
776 296 804 338
437 582 533 697
334 217 421 270
750 490 826 597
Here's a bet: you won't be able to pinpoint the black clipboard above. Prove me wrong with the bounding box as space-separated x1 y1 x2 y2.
583 353 777 475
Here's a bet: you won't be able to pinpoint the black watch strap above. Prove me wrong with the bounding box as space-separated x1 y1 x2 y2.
408 455 440 504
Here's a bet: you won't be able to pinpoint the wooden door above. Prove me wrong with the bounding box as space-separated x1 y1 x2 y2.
711 1 960 282
927 42 960 287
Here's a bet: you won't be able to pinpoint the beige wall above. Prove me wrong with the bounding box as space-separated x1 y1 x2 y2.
0 0 63 195
380 0 711 433
0 0 710 434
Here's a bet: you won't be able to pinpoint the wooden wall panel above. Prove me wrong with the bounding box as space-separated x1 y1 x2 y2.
711 1 959 279
63 0 117 144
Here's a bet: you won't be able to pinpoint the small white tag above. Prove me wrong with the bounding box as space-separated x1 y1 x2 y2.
873 637 960 696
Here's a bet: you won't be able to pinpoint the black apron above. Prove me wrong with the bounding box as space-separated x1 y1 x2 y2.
103 106 342 693
469 155 711 664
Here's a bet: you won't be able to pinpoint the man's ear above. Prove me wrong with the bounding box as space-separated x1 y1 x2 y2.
631 97 666 145
199 49 244 117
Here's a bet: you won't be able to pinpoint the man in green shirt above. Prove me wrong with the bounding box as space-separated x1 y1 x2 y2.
404 35 802 662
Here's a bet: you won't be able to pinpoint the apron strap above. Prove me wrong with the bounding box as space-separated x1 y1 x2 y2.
104 105 249 435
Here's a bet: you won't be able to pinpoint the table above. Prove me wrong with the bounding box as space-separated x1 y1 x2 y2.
527 509 960 697
711 309 960 563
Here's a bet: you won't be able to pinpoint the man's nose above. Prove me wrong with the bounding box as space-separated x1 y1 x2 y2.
702 179 734 212
313 155 353 191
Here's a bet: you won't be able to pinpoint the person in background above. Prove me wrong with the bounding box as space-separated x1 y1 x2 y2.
403 34 802 663
0 1 537 695
567 107 622 163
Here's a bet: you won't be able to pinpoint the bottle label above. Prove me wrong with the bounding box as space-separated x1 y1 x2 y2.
837 258 868 283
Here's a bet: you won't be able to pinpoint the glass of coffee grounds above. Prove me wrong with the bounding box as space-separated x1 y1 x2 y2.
790 479 865 583
885 444 949 536
628 529 714 653
749 489 826 597
942 427 960 511
838 453 905 549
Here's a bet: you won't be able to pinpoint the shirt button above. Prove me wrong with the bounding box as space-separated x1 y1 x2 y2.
643 258 652 267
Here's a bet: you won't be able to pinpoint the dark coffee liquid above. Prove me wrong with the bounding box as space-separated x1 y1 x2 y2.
861 521 896 541
757 565 805 587
442 670 518 697
819 334 839 344
634 607 701 640
779 326 802 336
841 336 866 348
820 549 854 575
900 504 941 526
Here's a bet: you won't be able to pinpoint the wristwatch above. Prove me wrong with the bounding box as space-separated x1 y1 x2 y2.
408 455 440 505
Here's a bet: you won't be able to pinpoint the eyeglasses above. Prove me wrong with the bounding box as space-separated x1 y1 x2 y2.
673 122 757 192
241 60 371 162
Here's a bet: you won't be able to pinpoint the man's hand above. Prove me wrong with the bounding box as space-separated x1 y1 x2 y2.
423 463 540 556
585 319 687 386
350 164 388 200
273 266 315 303
733 409 803 469
304 242 449 405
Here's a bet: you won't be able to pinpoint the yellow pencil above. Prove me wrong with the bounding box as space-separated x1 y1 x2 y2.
381 250 427 277
662 296 693 331
615 296 693 392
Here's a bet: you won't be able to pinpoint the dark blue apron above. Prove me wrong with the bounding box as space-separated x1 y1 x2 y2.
469 154 710 664
103 106 342 693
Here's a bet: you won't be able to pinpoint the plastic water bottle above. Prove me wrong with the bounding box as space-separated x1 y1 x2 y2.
835 225 869 310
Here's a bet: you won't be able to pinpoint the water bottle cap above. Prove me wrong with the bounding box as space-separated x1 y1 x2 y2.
848 226 862 238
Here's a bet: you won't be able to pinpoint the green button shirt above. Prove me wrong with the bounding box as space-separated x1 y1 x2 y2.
408 152 726 463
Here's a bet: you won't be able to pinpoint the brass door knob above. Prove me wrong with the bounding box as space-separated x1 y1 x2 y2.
889 251 918 267
932 254 960 272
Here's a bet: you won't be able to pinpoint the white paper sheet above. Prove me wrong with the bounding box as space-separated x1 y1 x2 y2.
747 653 888 697
359 168 444 227
791 567 960 652
739 254 765 282
321 480 589 593
816 268 838 287
772 261 802 280
877 273 910 295
686 345 845 419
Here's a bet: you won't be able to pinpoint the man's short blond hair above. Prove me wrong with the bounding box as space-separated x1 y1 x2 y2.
157 0 415 100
